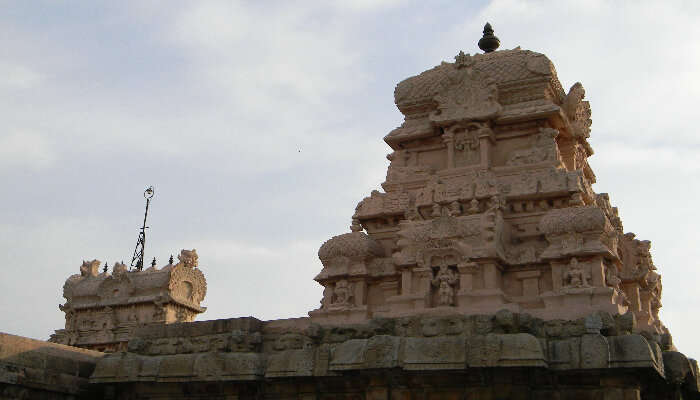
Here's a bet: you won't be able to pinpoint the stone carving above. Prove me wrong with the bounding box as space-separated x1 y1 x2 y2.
563 258 590 288
431 264 458 306
318 232 384 266
331 280 353 307
506 127 561 166
80 259 100 277
51 248 207 352
177 249 198 268
563 82 592 140
113 261 128 276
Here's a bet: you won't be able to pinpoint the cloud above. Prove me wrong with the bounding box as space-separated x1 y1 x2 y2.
0 62 44 88
0 132 56 171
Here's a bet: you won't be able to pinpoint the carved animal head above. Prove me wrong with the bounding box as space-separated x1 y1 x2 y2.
80 260 101 277
178 249 198 268
564 82 586 118
112 262 128 276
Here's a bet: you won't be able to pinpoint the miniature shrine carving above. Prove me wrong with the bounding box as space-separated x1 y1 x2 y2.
50 249 207 352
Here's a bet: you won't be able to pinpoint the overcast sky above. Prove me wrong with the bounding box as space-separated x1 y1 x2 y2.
2 0 699 358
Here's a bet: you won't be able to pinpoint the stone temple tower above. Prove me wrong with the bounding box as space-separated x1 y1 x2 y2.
309 46 665 336
50 249 206 352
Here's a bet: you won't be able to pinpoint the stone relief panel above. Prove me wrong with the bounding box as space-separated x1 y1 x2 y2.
505 127 562 166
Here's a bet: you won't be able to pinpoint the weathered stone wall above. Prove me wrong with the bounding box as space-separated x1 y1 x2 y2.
0 333 103 400
87 315 700 399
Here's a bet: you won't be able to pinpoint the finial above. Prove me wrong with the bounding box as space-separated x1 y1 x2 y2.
151 257 157 268
103 262 108 273
478 22 500 53
169 255 174 265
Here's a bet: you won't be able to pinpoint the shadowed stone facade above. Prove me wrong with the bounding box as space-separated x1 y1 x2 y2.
2 36 698 399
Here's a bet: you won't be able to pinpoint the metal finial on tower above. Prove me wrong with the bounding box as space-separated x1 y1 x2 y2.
130 186 155 271
151 257 157 268
103 262 108 273
169 255 174 265
478 22 500 53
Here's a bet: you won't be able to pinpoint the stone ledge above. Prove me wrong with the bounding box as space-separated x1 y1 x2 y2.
0 332 103 395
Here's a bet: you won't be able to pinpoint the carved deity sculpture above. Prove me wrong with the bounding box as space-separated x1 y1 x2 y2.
332 280 353 306
431 265 458 306
564 258 589 288
605 265 622 290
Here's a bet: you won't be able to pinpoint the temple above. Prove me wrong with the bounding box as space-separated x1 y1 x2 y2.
1 25 697 400
49 249 206 352
309 45 663 334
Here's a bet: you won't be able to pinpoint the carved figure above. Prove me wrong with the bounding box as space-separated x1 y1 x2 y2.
80 260 101 277
605 265 622 290
113 262 128 276
564 258 589 288
178 249 198 268
467 198 480 214
431 265 458 306
332 280 353 306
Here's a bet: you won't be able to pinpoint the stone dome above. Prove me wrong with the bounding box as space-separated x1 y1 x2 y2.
318 232 384 263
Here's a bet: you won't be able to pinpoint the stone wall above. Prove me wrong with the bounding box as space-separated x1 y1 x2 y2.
87 315 700 399
0 333 103 400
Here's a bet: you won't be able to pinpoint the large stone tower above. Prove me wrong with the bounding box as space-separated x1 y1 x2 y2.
309 47 664 335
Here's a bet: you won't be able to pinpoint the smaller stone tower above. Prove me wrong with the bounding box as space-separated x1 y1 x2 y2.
50 249 206 352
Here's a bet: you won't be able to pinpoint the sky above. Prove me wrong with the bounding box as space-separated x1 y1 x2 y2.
1 0 699 358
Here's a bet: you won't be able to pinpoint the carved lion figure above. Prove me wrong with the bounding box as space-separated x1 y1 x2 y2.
113 262 128 276
178 249 198 268
80 259 101 277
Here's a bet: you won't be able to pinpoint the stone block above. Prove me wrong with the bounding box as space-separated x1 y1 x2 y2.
580 334 609 369
221 352 264 380
329 339 368 371
365 335 401 369
402 336 466 370
266 348 315 378
468 333 545 368
158 354 195 379
609 335 660 372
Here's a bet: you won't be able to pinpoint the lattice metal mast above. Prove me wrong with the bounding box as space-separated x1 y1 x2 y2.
130 186 154 271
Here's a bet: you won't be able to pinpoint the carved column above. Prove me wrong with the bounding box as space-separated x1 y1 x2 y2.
588 256 606 287
477 126 495 169
443 129 455 169
413 267 432 309
401 268 412 296
550 261 565 293
622 283 641 312
351 279 366 307
457 262 478 293
482 261 503 291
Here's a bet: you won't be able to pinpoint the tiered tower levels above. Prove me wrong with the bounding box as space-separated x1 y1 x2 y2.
309 48 663 335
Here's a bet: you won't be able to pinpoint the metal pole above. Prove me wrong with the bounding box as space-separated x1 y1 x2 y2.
130 186 154 271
